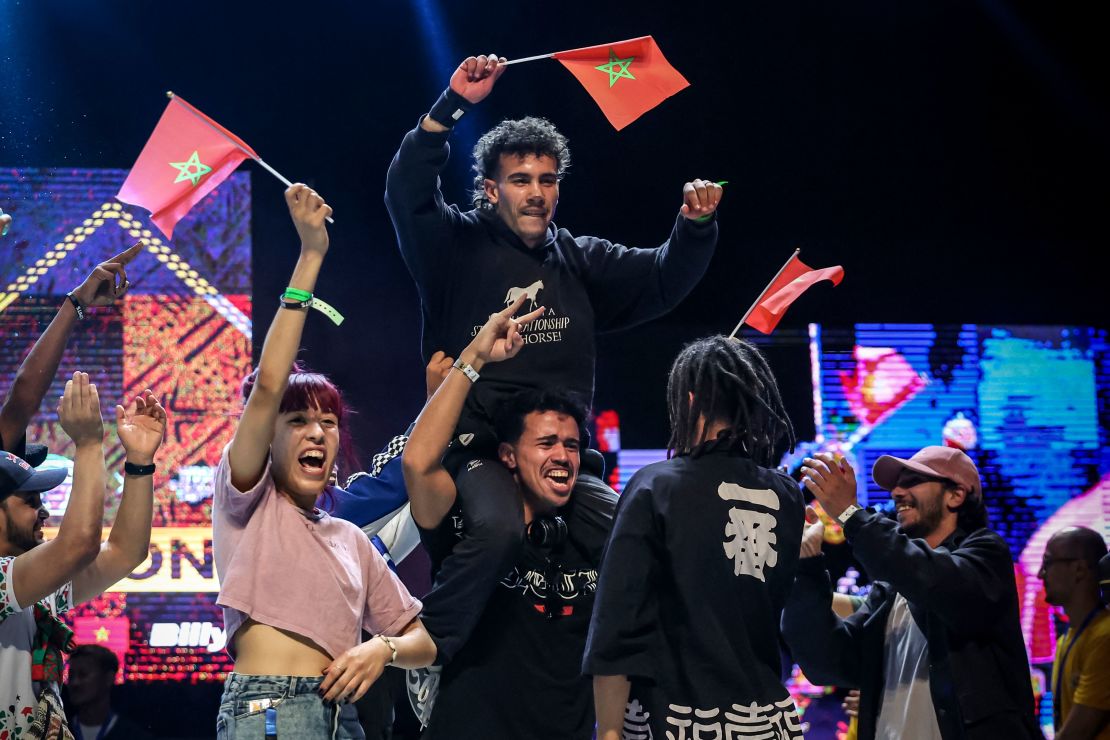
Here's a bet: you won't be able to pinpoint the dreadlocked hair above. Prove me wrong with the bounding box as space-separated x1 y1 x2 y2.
666 336 795 466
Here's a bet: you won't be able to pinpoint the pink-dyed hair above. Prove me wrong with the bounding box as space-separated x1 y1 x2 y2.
240 362 357 506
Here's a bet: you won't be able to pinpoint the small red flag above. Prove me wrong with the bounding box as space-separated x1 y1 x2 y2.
552 36 689 130
117 96 257 239
745 254 845 334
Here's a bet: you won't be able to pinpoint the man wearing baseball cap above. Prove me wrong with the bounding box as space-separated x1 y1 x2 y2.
1 372 166 740
782 446 1041 740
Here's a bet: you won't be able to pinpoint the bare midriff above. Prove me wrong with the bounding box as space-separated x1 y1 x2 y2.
231 619 332 676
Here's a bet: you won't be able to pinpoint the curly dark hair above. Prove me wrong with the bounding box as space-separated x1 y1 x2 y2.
666 336 795 466
471 117 570 209
493 388 588 445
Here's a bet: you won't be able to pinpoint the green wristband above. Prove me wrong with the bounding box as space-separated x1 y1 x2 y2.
283 287 312 302
280 287 345 326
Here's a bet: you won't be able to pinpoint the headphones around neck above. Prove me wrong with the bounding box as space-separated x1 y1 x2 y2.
526 514 568 549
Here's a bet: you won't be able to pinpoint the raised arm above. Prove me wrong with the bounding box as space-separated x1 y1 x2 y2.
72 389 167 602
227 185 332 492
401 295 542 528
421 54 506 133
9 372 105 607
0 244 140 452
582 180 722 333
384 55 505 299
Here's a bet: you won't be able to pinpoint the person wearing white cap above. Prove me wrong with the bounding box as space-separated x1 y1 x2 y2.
0 372 166 740
782 446 1042 740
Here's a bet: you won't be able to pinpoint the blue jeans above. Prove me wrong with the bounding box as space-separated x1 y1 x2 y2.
216 673 365 739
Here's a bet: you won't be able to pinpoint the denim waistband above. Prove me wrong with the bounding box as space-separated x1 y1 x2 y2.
224 672 324 698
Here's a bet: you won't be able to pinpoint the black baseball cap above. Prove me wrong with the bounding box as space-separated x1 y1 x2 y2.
0 451 68 500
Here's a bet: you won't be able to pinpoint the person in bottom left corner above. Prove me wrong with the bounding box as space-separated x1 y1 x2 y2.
1 374 167 739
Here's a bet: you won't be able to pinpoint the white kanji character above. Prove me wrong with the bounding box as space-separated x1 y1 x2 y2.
666 704 694 740
692 707 724 739
623 698 653 740
721 508 779 581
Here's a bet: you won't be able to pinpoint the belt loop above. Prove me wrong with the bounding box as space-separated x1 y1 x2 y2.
288 674 297 696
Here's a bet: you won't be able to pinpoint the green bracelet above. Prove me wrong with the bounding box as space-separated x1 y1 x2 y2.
280 287 345 326
283 287 312 302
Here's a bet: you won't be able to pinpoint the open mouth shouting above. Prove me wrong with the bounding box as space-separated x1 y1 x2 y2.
544 466 573 495
298 448 328 478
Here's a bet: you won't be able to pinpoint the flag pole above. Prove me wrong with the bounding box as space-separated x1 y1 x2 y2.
501 52 555 66
728 248 800 339
165 91 334 224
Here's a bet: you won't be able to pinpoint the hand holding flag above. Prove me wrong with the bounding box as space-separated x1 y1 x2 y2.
450 54 507 105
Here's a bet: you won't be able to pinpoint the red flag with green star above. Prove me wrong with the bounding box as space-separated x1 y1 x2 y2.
117 95 257 239
552 36 689 130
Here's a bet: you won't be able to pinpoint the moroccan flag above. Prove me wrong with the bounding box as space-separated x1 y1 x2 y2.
745 254 845 334
552 36 689 130
117 95 257 239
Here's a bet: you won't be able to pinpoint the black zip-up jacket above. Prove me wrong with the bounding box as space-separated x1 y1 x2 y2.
385 120 718 446
781 511 1043 740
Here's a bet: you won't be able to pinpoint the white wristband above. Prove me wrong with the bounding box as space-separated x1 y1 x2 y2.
452 358 479 383
837 504 862 525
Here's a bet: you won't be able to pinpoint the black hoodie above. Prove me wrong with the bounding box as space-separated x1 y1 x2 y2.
385 120 718 449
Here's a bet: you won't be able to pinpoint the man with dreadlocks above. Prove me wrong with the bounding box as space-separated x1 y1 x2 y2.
384 51 723 694
584 336 806 740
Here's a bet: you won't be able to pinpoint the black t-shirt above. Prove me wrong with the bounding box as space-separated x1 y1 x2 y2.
420 487 614 740
583 442 806 739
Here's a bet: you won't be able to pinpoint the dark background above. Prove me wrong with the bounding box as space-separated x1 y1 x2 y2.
2 2 1107 736
2 0 1108 458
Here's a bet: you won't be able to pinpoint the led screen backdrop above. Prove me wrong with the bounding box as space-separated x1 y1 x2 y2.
3 170 1109 716
0 167 251 682
609 323 1109 735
